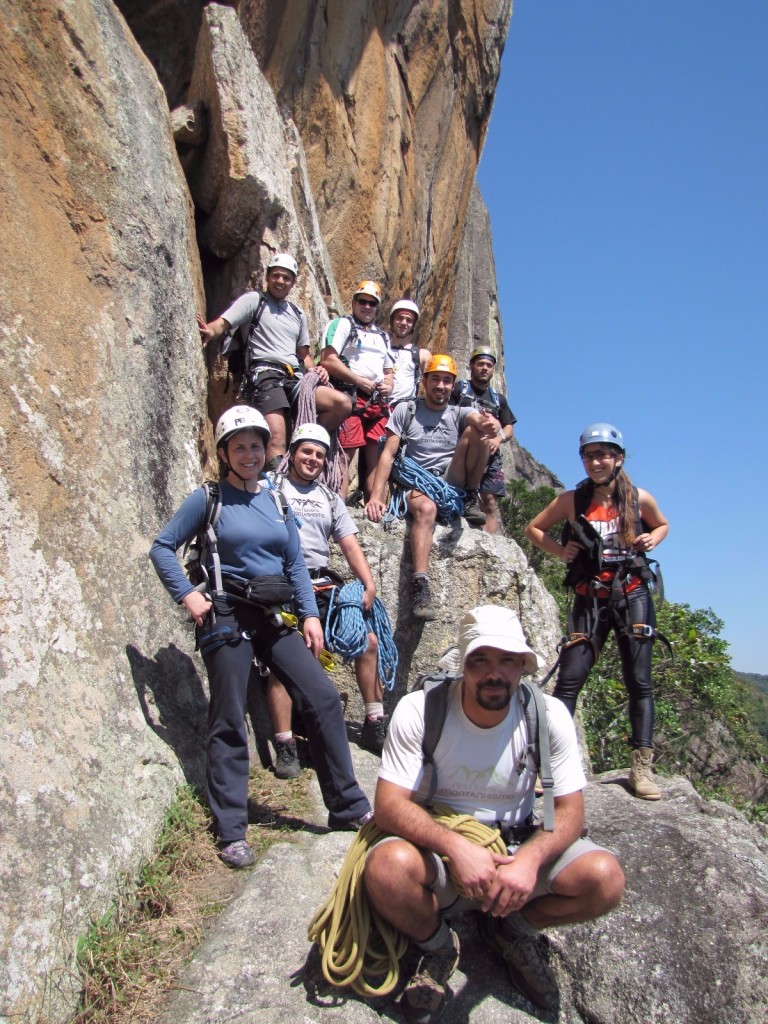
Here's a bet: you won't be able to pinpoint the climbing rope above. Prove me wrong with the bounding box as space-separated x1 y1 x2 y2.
291 372 345 492
383 449 465 526
307 804 508 997
326 580 398 691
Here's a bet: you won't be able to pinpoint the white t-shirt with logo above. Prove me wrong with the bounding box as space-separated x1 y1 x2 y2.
379 678 585 827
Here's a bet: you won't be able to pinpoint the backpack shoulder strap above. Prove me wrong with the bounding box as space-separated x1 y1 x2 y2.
573 479 593 517
520 682 554 832
417 674 456 805
264 475 290 520
396 398 419 449
202 480 223 593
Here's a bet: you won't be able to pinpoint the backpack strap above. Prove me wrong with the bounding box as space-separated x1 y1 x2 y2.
200 481 223 593
411 342 421 389
263 474 290 521
520 682 554 832
419 674 456 805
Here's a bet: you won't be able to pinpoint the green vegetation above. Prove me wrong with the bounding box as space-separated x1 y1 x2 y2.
75 769 315 1024
500 481 768 821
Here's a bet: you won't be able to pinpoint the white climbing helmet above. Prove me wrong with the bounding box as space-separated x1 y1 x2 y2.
289 423 331 453
215 406 271 448
267 253 299 277
390 299 420 323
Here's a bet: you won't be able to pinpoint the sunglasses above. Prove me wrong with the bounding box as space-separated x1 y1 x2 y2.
355 298 379 308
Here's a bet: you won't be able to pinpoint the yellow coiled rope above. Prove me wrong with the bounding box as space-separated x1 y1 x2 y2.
307 804 508 998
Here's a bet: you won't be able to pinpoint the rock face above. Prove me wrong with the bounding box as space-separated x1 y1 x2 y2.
240 0 512 348
0 0 207 1017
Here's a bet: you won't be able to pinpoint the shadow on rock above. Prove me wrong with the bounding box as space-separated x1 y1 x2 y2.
126 642 208 788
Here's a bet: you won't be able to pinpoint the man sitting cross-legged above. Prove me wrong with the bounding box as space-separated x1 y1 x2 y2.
266 423 389 774
364 605 625 1022
364 354 500 621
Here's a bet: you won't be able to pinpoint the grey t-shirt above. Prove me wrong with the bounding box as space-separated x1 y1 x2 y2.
387 400 472 475
221 290 309 370
276 476 357 571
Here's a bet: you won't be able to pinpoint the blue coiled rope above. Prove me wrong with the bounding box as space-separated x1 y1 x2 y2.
326 581 399 691
383 449 466 526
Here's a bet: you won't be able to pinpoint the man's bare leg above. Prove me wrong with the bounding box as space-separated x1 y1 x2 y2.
480 492 500 534
316 385 352 432
407 492 438 574
264 411 288 462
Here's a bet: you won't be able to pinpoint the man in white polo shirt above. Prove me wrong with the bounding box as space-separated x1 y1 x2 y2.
320 280 394 499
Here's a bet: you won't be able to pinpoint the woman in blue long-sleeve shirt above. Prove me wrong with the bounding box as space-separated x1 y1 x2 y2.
150 406 371 867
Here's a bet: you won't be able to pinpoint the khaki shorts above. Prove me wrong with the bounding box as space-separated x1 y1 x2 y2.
373 833 611 917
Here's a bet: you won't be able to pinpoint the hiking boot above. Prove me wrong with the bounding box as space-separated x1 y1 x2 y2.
218 839 255 869
360 715 388 755
401 928 460 1024
274 737 301 779
462 491 487 527
628 747 661 800
480 913 558 1014
412 576 436 621
327 809 375 832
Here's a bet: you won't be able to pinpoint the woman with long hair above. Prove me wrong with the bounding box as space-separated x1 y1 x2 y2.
150 406 371 867
525 423 669 800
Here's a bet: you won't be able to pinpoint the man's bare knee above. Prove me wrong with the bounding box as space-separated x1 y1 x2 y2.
365 840 431 895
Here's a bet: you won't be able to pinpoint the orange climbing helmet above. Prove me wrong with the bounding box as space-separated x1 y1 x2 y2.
424 353 458 378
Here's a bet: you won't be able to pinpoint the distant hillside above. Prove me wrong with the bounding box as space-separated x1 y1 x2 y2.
738 672 768 697
734 673 768 744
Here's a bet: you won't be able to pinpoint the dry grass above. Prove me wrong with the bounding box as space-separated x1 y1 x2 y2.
74 766 316 1024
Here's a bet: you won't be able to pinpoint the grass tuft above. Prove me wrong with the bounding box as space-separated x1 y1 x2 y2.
74 767 315 1024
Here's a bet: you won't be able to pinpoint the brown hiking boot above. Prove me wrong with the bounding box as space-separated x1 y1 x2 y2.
628 746 661 800
401 928 460 1024
461 491 487 527
480 913 559 1015
411 576 437 621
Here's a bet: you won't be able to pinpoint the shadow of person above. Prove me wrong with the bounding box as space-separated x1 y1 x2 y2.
126 642 208 789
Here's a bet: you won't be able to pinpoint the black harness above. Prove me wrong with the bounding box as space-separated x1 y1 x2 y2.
538 482 671 685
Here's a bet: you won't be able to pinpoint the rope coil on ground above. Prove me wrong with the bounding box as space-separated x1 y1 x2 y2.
383 450 465 526
307 804 508 997
326 581 398 691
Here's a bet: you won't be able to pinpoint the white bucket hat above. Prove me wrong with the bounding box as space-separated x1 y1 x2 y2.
457 605 540 676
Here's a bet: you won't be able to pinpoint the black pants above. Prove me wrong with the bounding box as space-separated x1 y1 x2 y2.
199 598 370 842
554 585 656 749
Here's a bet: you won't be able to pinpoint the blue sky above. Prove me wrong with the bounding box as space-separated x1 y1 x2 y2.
478 0 768 673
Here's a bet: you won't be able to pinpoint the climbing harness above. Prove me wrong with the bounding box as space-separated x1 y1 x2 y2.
325 580 398 691
307 805 508 998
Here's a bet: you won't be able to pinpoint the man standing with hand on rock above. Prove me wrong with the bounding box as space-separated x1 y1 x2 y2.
198 253 352 467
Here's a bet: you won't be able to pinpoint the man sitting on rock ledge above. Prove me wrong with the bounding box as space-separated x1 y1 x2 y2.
364 606 625 1021
364 354 499 620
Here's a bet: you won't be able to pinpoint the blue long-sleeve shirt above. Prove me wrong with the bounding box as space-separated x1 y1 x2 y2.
149 480 319 620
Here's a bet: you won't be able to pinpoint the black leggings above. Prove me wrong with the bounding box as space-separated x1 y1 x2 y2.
553 585 656 749
199 599 370 843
